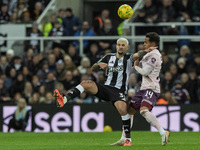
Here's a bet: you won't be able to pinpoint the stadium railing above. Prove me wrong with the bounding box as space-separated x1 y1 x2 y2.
1 35 200 56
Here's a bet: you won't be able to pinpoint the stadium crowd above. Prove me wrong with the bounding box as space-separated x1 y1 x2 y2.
0 0 200 105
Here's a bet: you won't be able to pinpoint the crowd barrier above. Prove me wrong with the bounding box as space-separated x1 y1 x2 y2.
1 103 199 132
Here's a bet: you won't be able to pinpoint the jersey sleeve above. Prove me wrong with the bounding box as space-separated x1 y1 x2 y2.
97 54 109 63
146 54 159 67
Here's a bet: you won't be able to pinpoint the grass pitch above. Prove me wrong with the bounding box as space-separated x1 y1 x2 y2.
0 131 199 150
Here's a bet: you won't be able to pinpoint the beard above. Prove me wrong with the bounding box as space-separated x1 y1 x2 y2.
117 50 124 55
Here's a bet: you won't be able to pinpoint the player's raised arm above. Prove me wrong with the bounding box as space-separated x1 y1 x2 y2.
132 46 157 61
134 59 153 76
91 62 108 72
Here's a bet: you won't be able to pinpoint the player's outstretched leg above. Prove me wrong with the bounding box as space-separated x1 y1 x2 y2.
140 107 170 146
54 80 98 107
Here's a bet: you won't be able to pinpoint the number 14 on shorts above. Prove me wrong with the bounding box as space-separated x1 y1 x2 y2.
145 90 153 99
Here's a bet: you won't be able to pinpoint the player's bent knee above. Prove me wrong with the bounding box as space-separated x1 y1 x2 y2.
140 109 149 117
80 80 97 92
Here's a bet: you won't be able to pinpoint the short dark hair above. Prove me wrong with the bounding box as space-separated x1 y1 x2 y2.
146 32 160 46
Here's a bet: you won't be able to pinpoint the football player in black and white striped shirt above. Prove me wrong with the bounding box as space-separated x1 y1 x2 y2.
54 37 153 146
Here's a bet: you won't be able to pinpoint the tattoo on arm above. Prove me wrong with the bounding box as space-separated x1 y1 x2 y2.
138 51 147 58
91 63 100 72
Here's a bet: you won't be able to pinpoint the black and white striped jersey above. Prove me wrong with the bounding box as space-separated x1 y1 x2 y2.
97 53 134 93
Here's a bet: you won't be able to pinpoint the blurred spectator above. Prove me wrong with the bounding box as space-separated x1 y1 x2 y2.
14 2 27 21
175 45 193 66
62 70 76 91
189 55 200 76
9 68 17 81
73 21 96 53
192 0 200 17
0 56 11 76
0 4 10 23
44 72 56 93
72 91 93 104
29 92 40 104
49 19 68 49
57 8 65 23
135 0 157 23
53 47 64 61
93 9 110 34
13 92 23 104
64 55 77 71
30 1 43 20
67 45 81 66
22 66 32 81
48 54 56 72
97 18 118 51
44 92 54 104
0 79 11 103
12 56 23 73
154 0 175 34
161 71 174 92
8 98 30 132
21 11 32 23
78 57 91 75
169 64 179 81
22 48 34 66
63 8 81 36
187 68 199 103
86 42 102 65
11 73 25 97
10 11 19 23
6 49 14 65
28 55 40 75
31 75 41 92
43 14 57 37
36 61 49 83
23 81 33 102
155 0 175 22
174 0 193 22
128 73 140 92
171 80 190 104
177 26 190 48
157 90 177 105
26 22 43 54
38 85 46 98
54 59 66 82
177 57 187 74
161 53 173 74
0 74 12 91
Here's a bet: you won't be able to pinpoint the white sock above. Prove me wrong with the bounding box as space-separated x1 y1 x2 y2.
158 127 166 136
141 110 163 133
76 85 84 93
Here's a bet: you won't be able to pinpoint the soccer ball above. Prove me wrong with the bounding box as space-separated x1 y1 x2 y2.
103 125 112 132
118 4 133 19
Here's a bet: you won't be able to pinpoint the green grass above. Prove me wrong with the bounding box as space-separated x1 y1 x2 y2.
0 131 199 150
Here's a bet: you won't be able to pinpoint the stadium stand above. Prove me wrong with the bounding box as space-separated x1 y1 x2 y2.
0 0 200 105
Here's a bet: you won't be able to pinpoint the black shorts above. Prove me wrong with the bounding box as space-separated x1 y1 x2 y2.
95 82 126 103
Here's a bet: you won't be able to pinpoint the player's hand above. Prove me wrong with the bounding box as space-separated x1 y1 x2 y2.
134 59 139 67
144 46 158 53
98 62 108 70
